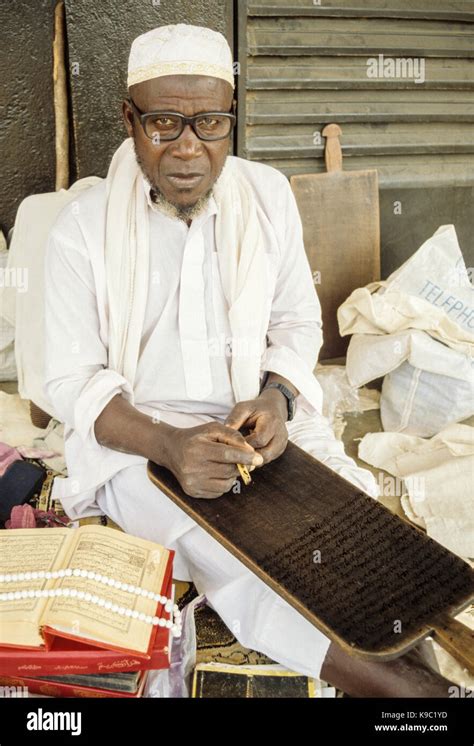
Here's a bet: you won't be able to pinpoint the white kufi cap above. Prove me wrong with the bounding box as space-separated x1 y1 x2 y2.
127 24 235 89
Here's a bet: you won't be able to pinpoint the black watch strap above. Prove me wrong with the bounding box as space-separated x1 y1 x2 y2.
261 381 296 421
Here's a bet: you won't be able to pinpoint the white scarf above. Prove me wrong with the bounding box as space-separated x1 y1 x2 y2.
104 138 267 404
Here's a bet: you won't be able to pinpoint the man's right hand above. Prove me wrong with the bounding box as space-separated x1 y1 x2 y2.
164 422 263 499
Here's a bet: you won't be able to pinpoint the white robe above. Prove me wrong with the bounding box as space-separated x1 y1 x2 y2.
44 155 378 678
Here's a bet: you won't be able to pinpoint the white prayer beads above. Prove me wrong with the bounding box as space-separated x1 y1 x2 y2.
0 569 182 637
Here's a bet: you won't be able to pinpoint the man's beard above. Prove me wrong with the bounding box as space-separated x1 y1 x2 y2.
150 185 212 222
133 137 213 223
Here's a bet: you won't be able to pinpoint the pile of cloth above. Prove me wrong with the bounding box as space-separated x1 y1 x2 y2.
0 392 65 474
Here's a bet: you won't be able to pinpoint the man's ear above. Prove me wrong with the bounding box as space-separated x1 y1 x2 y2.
122 99 134 137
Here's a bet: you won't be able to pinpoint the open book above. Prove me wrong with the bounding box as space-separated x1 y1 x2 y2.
0 525 174 656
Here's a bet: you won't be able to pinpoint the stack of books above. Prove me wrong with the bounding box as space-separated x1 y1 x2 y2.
0 525 177 697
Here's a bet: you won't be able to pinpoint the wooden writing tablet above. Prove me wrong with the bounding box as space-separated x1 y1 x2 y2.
148 442 473 669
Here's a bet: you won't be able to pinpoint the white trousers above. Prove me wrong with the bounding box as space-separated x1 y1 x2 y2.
96 410 379 679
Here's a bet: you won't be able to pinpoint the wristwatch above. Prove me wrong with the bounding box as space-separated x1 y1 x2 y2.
261 382 296 422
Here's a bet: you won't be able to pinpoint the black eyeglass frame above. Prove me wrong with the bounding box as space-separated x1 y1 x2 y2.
127 98 237 142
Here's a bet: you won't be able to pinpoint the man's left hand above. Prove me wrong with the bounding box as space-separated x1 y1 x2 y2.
224 389 289 465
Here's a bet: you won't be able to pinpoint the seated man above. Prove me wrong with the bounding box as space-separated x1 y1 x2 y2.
44 23 450 697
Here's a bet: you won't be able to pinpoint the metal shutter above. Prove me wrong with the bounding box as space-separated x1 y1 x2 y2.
236 0 474 189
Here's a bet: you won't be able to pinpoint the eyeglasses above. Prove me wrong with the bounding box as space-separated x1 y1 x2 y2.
128 98 236 142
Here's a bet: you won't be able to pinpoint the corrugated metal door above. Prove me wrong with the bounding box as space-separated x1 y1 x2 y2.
237 0 474 189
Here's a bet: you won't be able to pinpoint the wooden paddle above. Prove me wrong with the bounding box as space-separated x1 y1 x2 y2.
290 124 380 360
148 442 474 670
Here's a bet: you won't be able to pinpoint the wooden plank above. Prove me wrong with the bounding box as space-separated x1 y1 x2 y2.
248 89 474 104
247 105 474 124
248 17 474 58
247 141 474 159
248 5 474 23
147 442 474 663
248 0 474 8
247 56 474 89
245 122 474 158
248 48 473 59
250 16 474 36
263 154 474 188
248 55 474 70
248 42 474 58
247 120 474 144
291 151 380 359
248 114 474 126
246 56 474 91
248 0 474 22
249 0 473 10
247 120 474 140
248 55 474 68
248 78 474 91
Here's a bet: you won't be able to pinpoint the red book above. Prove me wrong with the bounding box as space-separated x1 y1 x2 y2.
0 671 149 698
